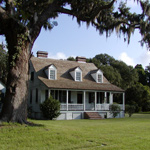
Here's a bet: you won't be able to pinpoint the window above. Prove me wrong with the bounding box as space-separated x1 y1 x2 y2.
36 88 38 103
77 93 82 104
68 91 71 103
50 70 55 80
76 72 81 81
98 74 102 83
55 90 58 100
31 72 34 81
89 92 95 103
107 92 110 103
59 91 66 103
30 90 32 104
45 90 49 100
100 92 104 103
51 90 55 98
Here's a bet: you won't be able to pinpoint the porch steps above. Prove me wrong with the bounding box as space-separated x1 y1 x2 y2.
84 112 103 120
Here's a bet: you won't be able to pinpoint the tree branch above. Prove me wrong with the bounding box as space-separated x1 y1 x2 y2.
0 5 6 14
57 0 117 22
5 0 15 15
0 5 8 35
29 2 59 42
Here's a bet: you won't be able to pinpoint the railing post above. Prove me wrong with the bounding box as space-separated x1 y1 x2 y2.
83 91 85 111
66 90 68 111
104 92 107 103
95 92 97 111
104 92 107 110
123 93 125 111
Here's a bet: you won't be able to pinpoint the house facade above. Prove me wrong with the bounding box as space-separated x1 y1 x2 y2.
28 51 125 120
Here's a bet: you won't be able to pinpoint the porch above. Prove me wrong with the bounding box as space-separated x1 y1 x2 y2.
60 103 124 111
41 89 125 112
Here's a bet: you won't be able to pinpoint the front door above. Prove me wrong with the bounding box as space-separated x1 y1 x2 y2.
77 94 82 104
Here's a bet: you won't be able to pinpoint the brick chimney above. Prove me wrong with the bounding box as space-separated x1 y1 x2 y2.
37 51 48 58
76 56 86 63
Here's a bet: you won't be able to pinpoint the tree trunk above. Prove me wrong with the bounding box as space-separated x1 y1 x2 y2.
0 28 33 123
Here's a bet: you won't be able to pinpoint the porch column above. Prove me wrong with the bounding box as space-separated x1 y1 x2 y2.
95 92 97 111
58 90 59 101
66 90 68 111
109 92 113 104
104 92 107 103
123 93 125 111
83 91 86 111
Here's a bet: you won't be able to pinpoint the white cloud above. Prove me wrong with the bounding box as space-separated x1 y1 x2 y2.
138 51 150 68
118 52 135 66
48 52 68 60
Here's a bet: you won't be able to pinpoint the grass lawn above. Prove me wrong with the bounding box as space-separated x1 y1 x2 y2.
0 114 150 150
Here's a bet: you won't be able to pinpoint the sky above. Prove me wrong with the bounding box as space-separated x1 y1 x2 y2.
1 1 150 68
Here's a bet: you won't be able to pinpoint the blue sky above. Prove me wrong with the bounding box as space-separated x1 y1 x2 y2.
0 1 150 68
32 12 150 68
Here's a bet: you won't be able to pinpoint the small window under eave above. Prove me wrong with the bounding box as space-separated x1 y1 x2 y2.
91 69 103 83
45 64 57 80
70 67 82 82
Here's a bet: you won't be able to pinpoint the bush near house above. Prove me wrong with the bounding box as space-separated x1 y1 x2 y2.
109 104 121 118
125 104 136 117
40 96 60 120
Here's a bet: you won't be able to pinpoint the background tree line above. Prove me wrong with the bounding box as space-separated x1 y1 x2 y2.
68 54 150 112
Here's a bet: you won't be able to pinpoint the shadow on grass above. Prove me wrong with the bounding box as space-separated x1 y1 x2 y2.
26 121 45 127
0 119 45 128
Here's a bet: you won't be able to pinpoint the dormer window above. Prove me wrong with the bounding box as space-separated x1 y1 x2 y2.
70 67 82 82
91 69 103 83
45 64 57 80
97 74 102 83
50 69 56 80
76 72 81 81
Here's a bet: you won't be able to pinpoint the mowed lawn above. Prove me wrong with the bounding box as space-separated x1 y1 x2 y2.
0 114 150 150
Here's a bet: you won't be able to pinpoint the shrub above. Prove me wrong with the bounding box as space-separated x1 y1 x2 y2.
109 104 121 118
125 105 136 117
40 96 60 120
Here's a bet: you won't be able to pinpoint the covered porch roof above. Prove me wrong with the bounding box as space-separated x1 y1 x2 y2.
38 76 124 92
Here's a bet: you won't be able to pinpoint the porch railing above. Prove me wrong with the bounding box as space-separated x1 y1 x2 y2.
96 104 110 110
60 104 84 111
60 104 124 111
96 104 124 110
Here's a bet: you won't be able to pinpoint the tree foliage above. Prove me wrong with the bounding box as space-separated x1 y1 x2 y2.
135 64 147 86
125 83 150 112
125 105 136 117
67 57 76 61
92 54 138 90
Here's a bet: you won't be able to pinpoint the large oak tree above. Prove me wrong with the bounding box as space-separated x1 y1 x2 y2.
0 0 150 123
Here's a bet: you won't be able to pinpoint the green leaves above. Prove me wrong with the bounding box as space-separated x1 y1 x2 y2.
109 104 121 118
40 96 60 120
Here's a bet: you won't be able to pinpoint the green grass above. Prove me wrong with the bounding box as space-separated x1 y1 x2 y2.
0 114 150 150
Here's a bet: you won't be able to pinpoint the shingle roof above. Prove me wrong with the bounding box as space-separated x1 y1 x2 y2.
31 57 124 92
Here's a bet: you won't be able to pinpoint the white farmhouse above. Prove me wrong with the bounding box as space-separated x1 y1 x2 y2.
28 51 125 120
